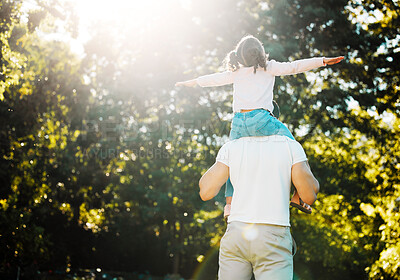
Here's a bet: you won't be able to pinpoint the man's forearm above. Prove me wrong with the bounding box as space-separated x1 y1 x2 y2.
292 161 320 205
199 162 229 201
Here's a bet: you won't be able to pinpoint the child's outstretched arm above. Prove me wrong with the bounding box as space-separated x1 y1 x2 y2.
176 72 233 88
267 56 344 76
175 79 197 87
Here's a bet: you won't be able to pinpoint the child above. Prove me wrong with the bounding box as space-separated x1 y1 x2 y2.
175 35 343 219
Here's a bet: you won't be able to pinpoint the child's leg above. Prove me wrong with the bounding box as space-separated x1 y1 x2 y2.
224 196 232 221
224 178 234 221
223 115 245 221
225 177 234 197
290 189 312 214
253 112 294 139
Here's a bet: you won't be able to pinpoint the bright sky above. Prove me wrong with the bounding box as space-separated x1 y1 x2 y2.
21 0 192 54
74 0 191 39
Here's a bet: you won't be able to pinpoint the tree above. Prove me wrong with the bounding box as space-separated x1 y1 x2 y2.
1 0 399 279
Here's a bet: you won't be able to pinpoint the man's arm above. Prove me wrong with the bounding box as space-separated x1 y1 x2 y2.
291 161 320 205
199 162 229 201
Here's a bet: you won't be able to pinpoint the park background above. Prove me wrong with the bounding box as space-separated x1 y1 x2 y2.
0 0 399 279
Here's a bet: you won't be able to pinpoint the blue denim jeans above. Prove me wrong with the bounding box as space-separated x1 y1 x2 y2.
225 109 295 197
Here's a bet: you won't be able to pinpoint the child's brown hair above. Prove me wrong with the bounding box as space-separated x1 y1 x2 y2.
225 35 269 73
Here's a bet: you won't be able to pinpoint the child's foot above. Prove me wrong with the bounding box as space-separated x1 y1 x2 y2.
290 191 312 214
224 204 231 222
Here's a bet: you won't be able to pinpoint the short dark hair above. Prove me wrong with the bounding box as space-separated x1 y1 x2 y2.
224 35 269 73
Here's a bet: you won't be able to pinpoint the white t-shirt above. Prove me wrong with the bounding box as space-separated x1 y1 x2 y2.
216 135 307 226
197 57 325 112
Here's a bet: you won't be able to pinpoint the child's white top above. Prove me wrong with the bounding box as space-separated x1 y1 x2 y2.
196 57 325 112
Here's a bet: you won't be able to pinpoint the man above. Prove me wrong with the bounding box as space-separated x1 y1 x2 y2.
199 135 319 279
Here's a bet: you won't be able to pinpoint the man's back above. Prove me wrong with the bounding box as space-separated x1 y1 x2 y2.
199 134 319 280
216 135 307 226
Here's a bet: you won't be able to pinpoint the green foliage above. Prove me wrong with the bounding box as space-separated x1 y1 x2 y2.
0 0 399 279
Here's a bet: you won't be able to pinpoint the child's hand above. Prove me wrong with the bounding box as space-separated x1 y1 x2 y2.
323 56 345 65
175 79 197 87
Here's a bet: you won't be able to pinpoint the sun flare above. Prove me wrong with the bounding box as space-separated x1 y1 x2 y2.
75 0 187 25
72 0 190 42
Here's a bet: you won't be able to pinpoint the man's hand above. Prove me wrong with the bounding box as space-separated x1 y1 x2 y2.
323 56 344 65
175 79 197 87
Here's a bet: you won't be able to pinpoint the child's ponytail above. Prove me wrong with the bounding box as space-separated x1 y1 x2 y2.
225 50 240 72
